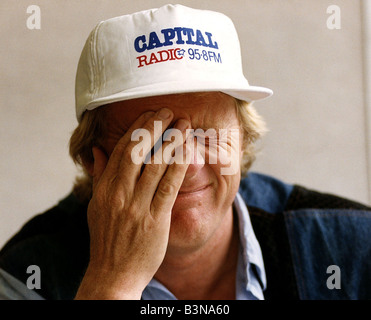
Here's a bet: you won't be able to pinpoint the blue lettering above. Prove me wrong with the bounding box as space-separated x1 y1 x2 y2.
133 28 219 53
147 32 163 50
182 28 195 45
161 28 176 46
134 35 147 53
214 52 222 63
195 30 207 47
174 27 185 45
205 32 218 49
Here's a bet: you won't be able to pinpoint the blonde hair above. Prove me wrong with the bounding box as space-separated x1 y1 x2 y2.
69 97 267 203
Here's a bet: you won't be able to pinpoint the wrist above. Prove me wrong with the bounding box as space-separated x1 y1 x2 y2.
74 266 144 300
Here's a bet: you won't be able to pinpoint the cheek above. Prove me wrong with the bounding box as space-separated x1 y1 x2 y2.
201 131 242 176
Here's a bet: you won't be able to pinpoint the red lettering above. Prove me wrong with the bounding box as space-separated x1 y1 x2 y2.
137 48 183 68
168 49 176 61
174 48 184 60
158 50 170 62
148 52 160 65
137 55 148 68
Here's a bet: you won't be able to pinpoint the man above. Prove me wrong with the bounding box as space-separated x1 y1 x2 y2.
1 4 370 300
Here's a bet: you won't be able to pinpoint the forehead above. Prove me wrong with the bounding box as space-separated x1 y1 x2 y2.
103 92 238 129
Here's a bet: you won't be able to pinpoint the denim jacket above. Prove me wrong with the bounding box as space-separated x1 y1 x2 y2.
241 173 371 300
0 172 370 300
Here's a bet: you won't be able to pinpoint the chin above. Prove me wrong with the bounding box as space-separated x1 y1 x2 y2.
168 204 212 252
167 179 237 253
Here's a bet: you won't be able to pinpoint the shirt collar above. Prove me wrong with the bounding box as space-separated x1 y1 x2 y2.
234 192 267 294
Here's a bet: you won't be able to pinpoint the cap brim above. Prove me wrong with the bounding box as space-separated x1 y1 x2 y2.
81 80 273 119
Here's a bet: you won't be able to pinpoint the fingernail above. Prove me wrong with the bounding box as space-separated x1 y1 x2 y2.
157 108 172 120
143 111 155 120
175 119 189 132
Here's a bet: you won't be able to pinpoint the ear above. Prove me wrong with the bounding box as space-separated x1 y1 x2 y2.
82 146 109 184
81 146 106 177
81 153 95 177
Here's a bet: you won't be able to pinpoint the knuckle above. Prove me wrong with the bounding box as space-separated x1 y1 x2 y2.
157 179 177 197
145 163 164 176
127 198 144 215
108 192 125 209
125 206 138 220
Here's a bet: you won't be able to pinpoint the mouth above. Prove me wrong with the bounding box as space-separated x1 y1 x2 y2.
178 184 211 195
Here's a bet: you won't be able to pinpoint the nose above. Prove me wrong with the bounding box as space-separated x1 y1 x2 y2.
184 140 205 180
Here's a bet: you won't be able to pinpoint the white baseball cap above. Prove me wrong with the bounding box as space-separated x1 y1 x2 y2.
75 4 273 122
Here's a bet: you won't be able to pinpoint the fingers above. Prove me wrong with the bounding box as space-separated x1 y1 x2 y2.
100 108 174 191
92 107 191 220
134 119 190 206
150 144 189 218
118 108 173 174
100 111 154 177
